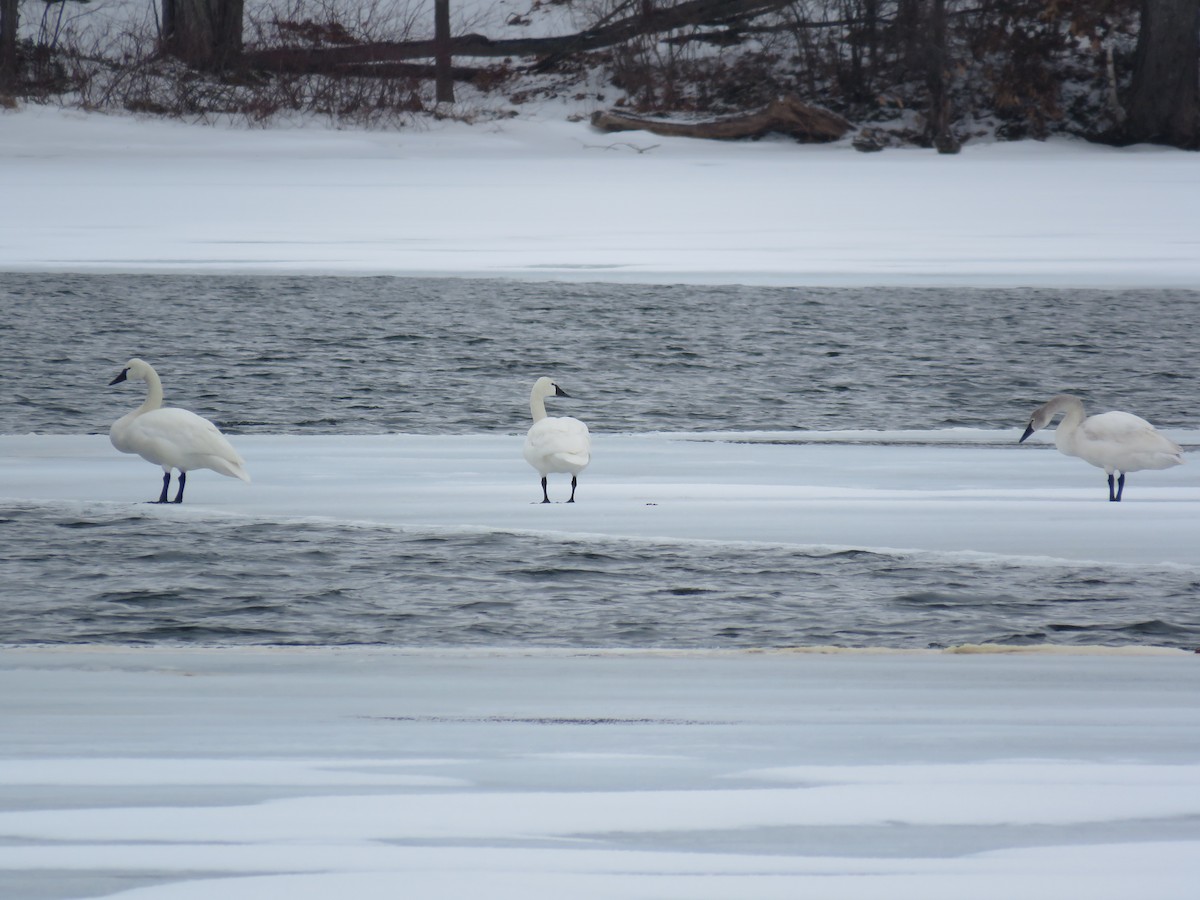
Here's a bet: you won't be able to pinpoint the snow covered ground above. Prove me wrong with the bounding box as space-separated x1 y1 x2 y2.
2 103 1199 898
2 106 1199 286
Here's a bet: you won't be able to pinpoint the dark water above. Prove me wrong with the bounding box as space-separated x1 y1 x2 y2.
2 275 1199 650
3 504 1198 650
3 274 1198 435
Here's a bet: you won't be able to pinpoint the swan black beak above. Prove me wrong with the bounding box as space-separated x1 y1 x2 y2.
109 369 129 386
554 385 571 398
1019 424 1034 443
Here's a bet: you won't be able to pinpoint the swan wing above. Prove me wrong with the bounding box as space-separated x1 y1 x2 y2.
1080 411 1157 443
128 408 250 479
524 416 591 473
1077 411 1184 471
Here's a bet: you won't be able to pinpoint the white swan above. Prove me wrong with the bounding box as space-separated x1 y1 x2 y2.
109 358 250 503
523 376 590 503
1020 393 1183 501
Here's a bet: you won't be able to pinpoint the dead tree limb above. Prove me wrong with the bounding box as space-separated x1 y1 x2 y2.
590 96 852 142
243 0 796 75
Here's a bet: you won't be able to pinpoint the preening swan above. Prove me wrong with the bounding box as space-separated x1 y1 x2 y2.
109 358 250 503
523 376 590 503
1020 393 1183 501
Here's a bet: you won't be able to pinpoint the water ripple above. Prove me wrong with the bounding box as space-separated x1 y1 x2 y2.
2 505 1197 651
3 275 1198 435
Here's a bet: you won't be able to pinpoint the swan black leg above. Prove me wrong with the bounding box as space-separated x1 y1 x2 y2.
154 471 171 504
172 471 187 504
540 476 551 504
1107 473 1116 502
1115 472 1125 502
568 475 578 503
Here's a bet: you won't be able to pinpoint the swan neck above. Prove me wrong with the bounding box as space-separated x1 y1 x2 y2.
530 394 548 422
1053 395 1086 432
1048 395 1086 453
138 368 164 415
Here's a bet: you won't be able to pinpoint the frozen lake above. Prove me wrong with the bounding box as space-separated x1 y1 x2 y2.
2 112 1199 899
2 646 1198 900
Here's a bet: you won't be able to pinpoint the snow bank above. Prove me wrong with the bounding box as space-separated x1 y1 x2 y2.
2 107 1198 287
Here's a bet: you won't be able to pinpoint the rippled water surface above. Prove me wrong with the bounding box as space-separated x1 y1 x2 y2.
4 505 1198 650
4 274 1198 434
3 275 1199 650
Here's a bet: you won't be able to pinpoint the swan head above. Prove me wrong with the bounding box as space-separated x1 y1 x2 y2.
109 358 153 386
531 376 570 400
1020 409 1050 443
1020 394 1080 443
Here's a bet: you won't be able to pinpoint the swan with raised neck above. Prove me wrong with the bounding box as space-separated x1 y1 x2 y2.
523 376 590 503
109 358 250 503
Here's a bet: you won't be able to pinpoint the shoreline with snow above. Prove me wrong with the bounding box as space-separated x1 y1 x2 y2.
3 107 1199 288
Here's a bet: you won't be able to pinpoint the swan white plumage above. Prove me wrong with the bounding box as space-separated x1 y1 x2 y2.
1019 393 1183 501
523 376 590 503
109 358 250 503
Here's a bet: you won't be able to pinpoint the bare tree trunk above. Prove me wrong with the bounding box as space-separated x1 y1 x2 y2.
0 0 18 87
895 0 921 68
1124 0 1199 148
162 0 244 70
895 0 957 151
216 0 243 68
434 0 455 103
924 0 959 153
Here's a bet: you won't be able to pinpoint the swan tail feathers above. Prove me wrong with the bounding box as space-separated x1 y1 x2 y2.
1157 439 1185 468
204 456 252 482
552 451 590 469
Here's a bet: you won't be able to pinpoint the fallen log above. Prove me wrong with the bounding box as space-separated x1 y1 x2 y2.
590 96 852 143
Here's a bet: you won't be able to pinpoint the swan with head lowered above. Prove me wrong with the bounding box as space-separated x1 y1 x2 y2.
109 358 250 503
523 377 590 503
1020 393 1183 501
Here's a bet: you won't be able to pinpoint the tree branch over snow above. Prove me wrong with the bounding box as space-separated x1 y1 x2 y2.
242 0 797 74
